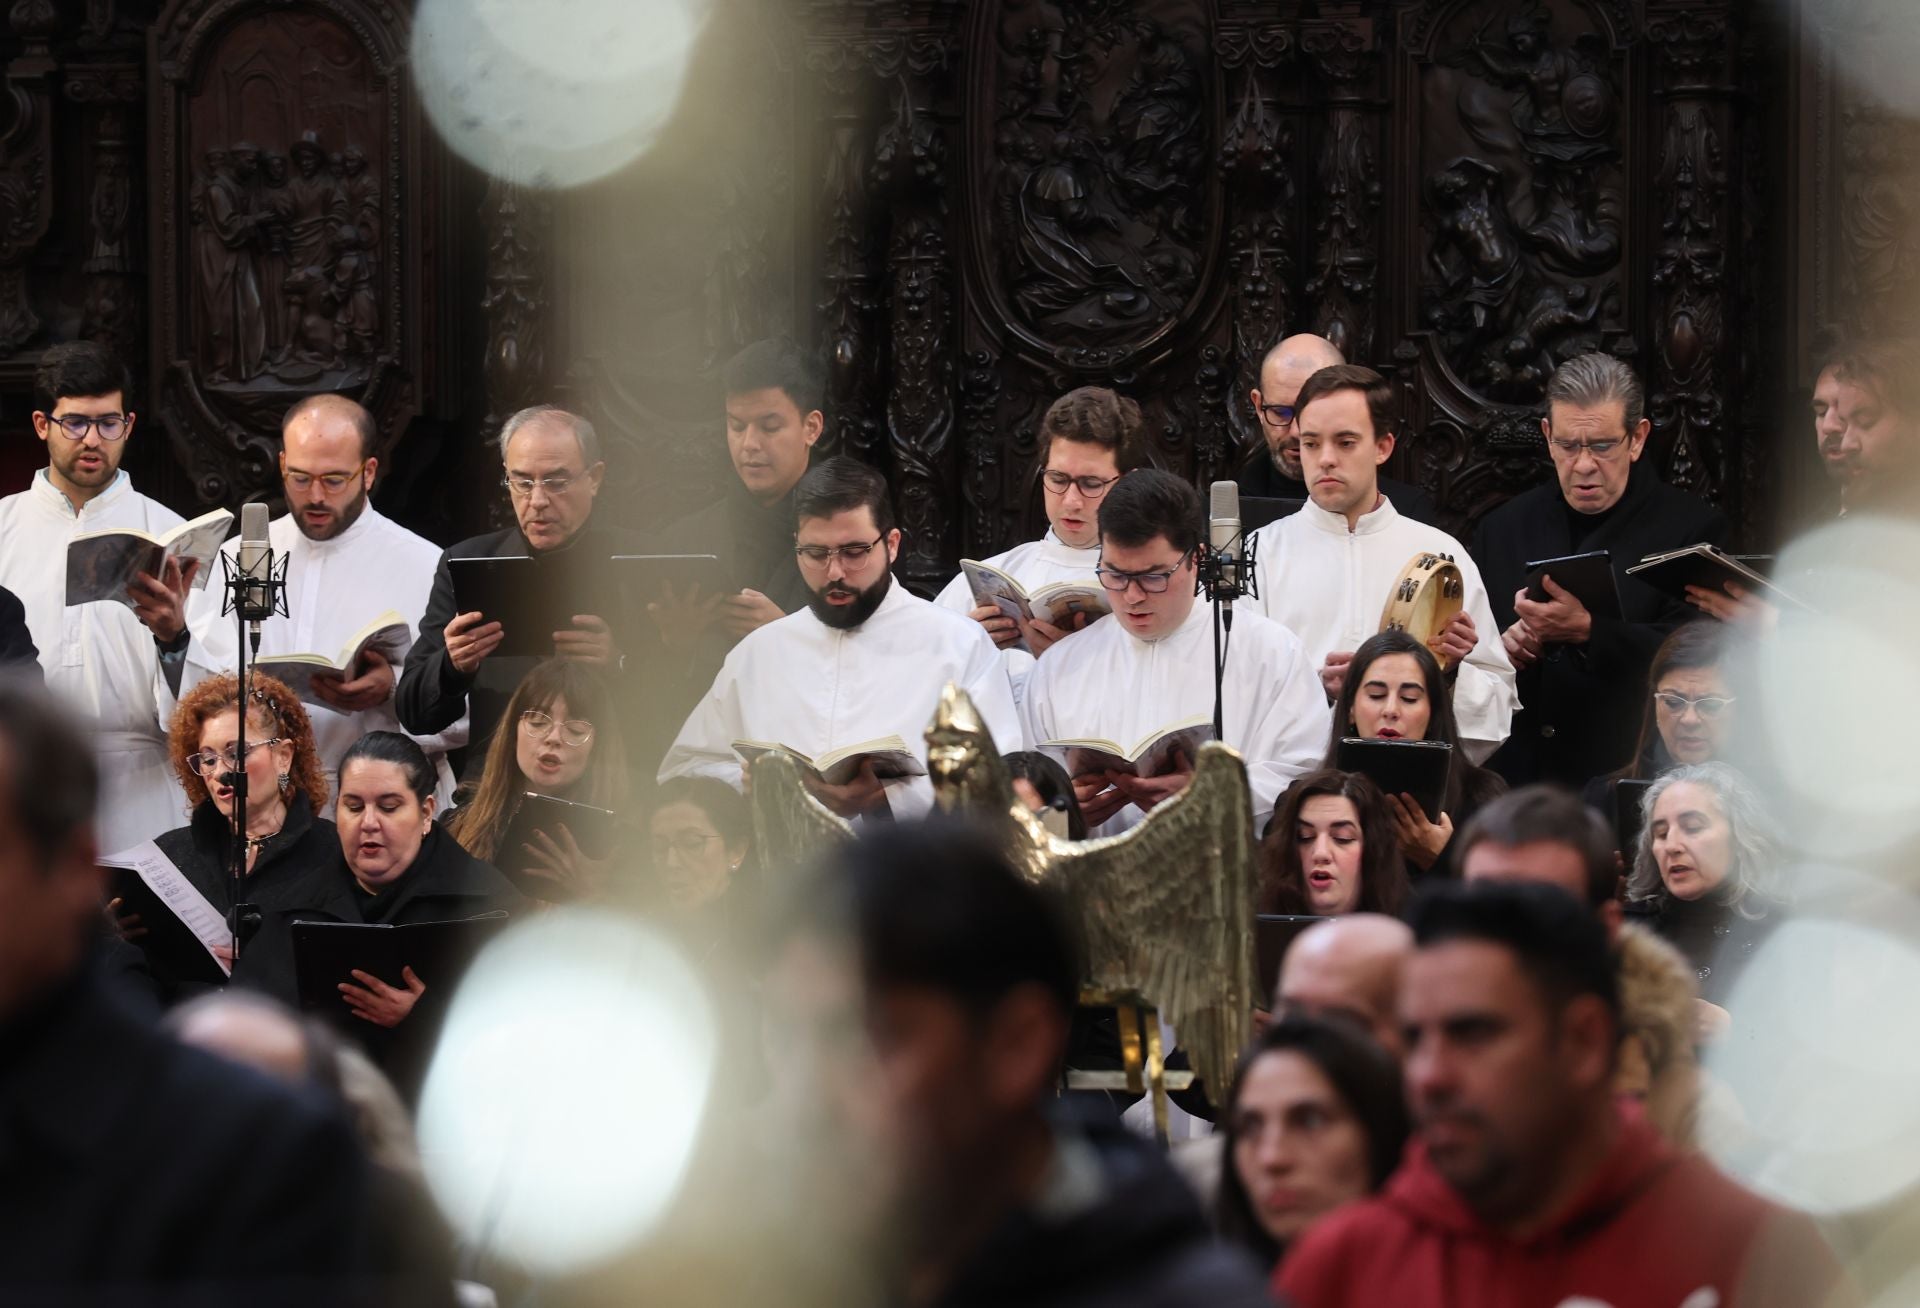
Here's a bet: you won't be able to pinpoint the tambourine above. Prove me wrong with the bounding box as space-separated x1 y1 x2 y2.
1379 551 1466 669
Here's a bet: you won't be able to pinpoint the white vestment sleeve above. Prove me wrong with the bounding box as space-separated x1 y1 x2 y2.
657 657 748 791
933 569 974 615
959 627 1025 755
1449 553 1520 764
1237 634 1334 831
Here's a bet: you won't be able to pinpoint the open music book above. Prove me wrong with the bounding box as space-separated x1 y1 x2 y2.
733 736 927 786
959 560 1111 651
1626 544 1806 611
1046 716 1214 779
66 508 232 607
99 840 232 986
252 611 413 704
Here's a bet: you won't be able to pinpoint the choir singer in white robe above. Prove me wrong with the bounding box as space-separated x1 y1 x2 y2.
1023 469 1330 838
178 395 464 806
1247 364 1517 762
661 456 1021 821
0 342 189 850
933 386 1142 706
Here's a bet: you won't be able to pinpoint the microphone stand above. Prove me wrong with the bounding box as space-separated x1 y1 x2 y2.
1196 533 1260 742
218 549 288 961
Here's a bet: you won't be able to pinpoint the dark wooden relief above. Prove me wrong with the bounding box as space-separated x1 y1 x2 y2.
149 0 436 508
0 0 1894 560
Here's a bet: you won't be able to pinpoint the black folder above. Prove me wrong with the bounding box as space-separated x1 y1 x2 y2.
104 865 229 988
1523 549 1624 622
496 793 618 902
1334 737 1454 822
447 555 613 658
291 913 510 1014
1625 544 1805 611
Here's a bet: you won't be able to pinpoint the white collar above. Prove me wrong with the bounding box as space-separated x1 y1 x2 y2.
34 466 130 518
284 502 385 553
1118 593 1211 648
1036 528 1100 564
1301 491 1398 537
798 571 917 637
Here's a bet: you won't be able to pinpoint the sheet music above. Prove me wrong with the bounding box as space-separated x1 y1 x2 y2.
100 840 233 977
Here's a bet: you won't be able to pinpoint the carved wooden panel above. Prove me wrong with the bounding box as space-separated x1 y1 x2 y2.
149 0 434 507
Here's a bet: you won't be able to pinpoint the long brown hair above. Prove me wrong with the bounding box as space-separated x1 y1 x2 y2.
1610 622 1727 783
1258 769 1408 916
445 660 628 861
167 672 328 815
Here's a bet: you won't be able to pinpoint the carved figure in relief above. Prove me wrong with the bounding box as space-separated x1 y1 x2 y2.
85 151 130 276
193 145 268 382
257 150 295 360
285 132 349 284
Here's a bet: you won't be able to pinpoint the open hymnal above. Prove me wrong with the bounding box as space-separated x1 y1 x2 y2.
732 736 927 786
252 611 414 704
65 507 232 607
959 560 1111 652
99 840 232 986
1045 717 1214 779
1626 544 1806 611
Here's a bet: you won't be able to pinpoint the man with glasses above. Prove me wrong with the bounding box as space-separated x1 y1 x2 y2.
1473 353 1725 788
0 341 191 850
1022 469 1327 836
1249 365 1517 763
177 394 464 805
661 456 1019 820
934 386 1142 703
1238 333 1439 526
399 404 636 781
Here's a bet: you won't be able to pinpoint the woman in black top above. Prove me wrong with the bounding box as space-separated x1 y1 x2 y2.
145 673 351 1006
1322 630 1507 878
1583 620 1739 814
327 731 523 1099
1624 761 1783 1015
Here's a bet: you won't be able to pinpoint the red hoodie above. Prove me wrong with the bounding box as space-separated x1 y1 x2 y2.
1277 1104 1847 1308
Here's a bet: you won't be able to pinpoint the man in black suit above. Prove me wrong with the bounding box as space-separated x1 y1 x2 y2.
0 674 370 1297
1237 332 1441 526
397 404 640 779
1474 353 1727 788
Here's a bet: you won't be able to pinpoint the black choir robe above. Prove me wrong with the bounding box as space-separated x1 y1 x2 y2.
1473 465 1727 788
0 957 369 1294
345 827 525 1100
152 791 354 1009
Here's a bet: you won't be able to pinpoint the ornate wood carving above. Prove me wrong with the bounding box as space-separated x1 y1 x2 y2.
0 5 55 356
150 0 430 507
1302 13 1383 362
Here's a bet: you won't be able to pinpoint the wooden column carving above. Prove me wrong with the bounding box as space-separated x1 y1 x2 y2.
0 3 56 356
1646 5 1738 507
66 64 144 359
1302 6 1384 363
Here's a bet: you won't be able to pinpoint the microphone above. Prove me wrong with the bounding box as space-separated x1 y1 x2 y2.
1207 480 1245 600
237 502 274 643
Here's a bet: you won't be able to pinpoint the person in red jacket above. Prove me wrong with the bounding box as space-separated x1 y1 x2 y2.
1278 880 1850 1308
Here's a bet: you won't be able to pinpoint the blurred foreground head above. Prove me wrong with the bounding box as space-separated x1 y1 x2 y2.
0 674 101 1019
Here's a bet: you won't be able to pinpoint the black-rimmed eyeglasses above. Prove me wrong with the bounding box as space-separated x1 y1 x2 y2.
1095 551 1193 594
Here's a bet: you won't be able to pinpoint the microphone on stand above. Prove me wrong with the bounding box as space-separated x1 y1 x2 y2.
236 502 274 651
1206 481 1246 601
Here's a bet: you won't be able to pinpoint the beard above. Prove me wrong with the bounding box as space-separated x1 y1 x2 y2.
53 444 118 489
294 485 369 541
1268 440 1303 481
807 569 891 630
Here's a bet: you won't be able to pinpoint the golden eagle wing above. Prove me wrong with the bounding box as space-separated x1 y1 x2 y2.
748 752 853 875
1043 742 1256 1097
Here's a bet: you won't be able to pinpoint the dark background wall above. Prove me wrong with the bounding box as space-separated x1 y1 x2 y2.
0 0 1908 589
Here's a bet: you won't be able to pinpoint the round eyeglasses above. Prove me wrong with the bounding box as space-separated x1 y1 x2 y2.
520 709 594 747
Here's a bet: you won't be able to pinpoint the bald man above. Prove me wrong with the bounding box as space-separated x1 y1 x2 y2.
179 393 464 805
1239 333 1439 526
1273 913 1414 1058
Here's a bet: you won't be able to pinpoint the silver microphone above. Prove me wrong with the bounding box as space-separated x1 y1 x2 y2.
1208 480 1244 599
237 501 273 641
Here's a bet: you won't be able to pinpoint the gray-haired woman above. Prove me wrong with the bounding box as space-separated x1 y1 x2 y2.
1623 762 1785 1014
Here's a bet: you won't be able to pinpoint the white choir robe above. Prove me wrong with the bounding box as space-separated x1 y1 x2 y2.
178 506 467 809
933 529 1103 710
0 470 187 850
1021 599 1331 838
659 581 1023 819
1248 496 1518 762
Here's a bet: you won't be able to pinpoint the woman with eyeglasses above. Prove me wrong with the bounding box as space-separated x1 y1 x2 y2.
444 659 629 897
642 776 751 920
126 672 347 1005
1321 630 1507 877
1583 622 1740 816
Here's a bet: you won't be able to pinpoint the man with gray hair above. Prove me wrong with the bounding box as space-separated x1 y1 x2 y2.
1472 352 1726 788
398 403 639 780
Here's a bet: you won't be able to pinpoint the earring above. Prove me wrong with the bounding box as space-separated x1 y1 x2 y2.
277 771 292 793
729 860 743 872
